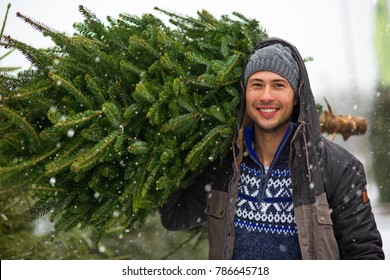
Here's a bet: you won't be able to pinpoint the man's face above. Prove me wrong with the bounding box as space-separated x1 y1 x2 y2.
245 71 295 133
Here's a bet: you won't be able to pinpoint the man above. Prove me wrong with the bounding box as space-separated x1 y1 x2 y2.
160 37 384 259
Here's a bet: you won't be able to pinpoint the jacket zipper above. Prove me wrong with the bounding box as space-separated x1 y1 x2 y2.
291 122 314 259
223 166 240 259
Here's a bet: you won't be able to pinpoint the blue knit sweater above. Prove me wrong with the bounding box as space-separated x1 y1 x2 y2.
233 125 302 260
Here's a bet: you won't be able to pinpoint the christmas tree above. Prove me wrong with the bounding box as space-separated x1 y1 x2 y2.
0 6 268 241
0 6 369 243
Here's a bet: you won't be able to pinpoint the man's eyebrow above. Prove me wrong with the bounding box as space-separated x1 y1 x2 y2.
248 78 264 83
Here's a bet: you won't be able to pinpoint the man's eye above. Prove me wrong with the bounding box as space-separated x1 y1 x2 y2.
275 83 285 88
252 83 263 87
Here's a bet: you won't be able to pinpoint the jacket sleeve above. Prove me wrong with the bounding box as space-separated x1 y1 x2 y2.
160 152 233 231
327 148 385 259
159 170 208 231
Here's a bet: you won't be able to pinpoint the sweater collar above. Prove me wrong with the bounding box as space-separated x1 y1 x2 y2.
244 123 296 163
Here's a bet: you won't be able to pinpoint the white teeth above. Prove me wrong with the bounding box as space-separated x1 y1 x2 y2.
260 108 277 113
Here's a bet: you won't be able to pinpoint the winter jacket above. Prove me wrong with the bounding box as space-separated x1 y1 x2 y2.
160 37 384 260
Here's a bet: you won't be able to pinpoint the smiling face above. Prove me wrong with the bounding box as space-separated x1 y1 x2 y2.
245 71 295 133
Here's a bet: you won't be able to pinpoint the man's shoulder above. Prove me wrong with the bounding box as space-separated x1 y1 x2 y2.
320 136 355 157
319 136 364 171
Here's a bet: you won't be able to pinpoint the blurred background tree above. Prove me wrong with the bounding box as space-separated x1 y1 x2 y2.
370 0 390 204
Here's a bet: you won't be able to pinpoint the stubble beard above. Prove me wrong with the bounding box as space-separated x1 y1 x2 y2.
253 115 292 134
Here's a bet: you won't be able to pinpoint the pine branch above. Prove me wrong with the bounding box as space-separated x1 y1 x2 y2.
162 112 200 133
185 51 210 66
1 3 11 38
84 75 107 105
133 82 157 104
129 36 161 58
0 105 40 145
216 53 242 83
108 81 130 108
45 140 88 176
154 7 202 29
77 5 107 39
1 36 54 68
0 48 15 60
119 60 143 75
185 124 226 167
16 12 60 37
204 105 227 123
54 204 92 233
0 66 20 72
48 71 94 109
127 140 149 155
0 84 50 101
0 146 58 174
102 102 122 128
176 91 197 113
55 109 102 129
132 161 161 212
71 131 120 173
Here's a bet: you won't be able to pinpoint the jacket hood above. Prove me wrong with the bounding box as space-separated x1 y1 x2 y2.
237 37 321 141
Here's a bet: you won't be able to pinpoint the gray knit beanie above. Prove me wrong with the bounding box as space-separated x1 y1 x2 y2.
244 43 299 93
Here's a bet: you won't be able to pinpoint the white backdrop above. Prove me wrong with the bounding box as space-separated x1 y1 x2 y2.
1 0 378 99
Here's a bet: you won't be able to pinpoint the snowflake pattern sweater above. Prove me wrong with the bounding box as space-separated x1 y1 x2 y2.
233 124 302 259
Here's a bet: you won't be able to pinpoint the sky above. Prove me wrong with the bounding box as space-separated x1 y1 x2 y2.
0 0 380 103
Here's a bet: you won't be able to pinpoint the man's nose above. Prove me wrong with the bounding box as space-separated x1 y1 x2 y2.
260 85 274 101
